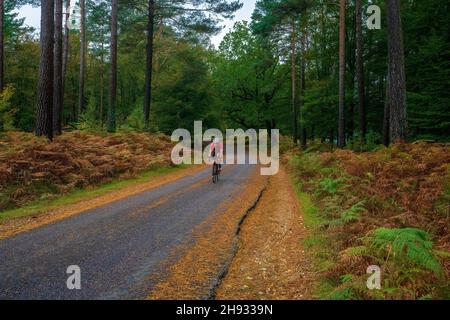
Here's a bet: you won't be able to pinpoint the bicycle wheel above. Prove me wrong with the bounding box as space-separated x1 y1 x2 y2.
212 163 218 184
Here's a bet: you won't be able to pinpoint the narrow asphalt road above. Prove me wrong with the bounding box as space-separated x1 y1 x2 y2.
0 162 257 300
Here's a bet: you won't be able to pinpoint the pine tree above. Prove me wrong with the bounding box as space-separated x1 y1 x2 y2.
143 0 155 130
36 0 54 140
387 0 407 142
108 0 118 132
338 0 346 148
53 0 63 135
355 0 366 142
78 0 86 121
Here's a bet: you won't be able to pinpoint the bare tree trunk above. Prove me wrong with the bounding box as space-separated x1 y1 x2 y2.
338 0 346 148
387 0 407 143
36 0 54 141
153 17 164 93
108 0 118 133
62 0 70 94
348 10 356 143
78 0 86 121
53 0 63 135
349 101 354 141
143 0 155 130
0 0 4 131
100 36 104 129
355 0 366 143
0 0 4 92
382 76 390 146
300 14 307 147
290 21 298 145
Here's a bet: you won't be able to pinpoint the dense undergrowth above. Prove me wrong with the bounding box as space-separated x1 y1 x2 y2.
286 141 450 299
0 131 174 212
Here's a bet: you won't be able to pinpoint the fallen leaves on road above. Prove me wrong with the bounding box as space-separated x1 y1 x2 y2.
216 168 315 300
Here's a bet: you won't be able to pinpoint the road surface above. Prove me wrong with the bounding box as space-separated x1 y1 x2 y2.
0 162 257 299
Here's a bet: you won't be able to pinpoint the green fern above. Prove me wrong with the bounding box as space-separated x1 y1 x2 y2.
366 228 443 277
329 287 360 300
435 250 450 258
341 245 369 259
333 201 366 225
340 274 354 284
319 177 347 195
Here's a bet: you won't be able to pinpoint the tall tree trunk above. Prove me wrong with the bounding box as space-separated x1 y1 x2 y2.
387 0 407 143
382 77 390 146
349 101 354 141
53 0 63 135
62 0 70 95
78 0 86 121
338 0 346 148
108 0 118 133
300 14 307 147
36 0 54 141
153 17 164 93
0 0 4 92
0 0 4 131
100 36 104 128
143 0 155 130
290 22 298 145
348 9 356 144
355 0 366 142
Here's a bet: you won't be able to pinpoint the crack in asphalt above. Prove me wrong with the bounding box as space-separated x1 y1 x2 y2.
206 179 268 300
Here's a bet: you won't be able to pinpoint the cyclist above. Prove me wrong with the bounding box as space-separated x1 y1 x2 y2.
209 137 223 172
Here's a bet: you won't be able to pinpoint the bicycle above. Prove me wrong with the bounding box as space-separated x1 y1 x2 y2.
212 160 221 184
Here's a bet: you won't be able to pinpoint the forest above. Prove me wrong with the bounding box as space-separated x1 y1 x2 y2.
0 0 448 144
0 0 449 301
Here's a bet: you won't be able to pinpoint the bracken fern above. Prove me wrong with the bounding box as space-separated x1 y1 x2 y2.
319 177 347 195
333 201 367 225
365 228 443 277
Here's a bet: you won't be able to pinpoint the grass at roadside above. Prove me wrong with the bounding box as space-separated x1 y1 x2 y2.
0 165 186 223
290 177 337 299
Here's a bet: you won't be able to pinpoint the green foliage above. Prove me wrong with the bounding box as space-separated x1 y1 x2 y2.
403 0 450 140
289 152 323 178
318 177 346 195
329 287 359 300
352 131 383 152
334 201 366 225
0 85 17 131
153 42 216 134
78 95 102 132
340 274 354 284
124 105 146 131
365 228 443 277
435 177 450 218
214 21 288 131
291 145 449 299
